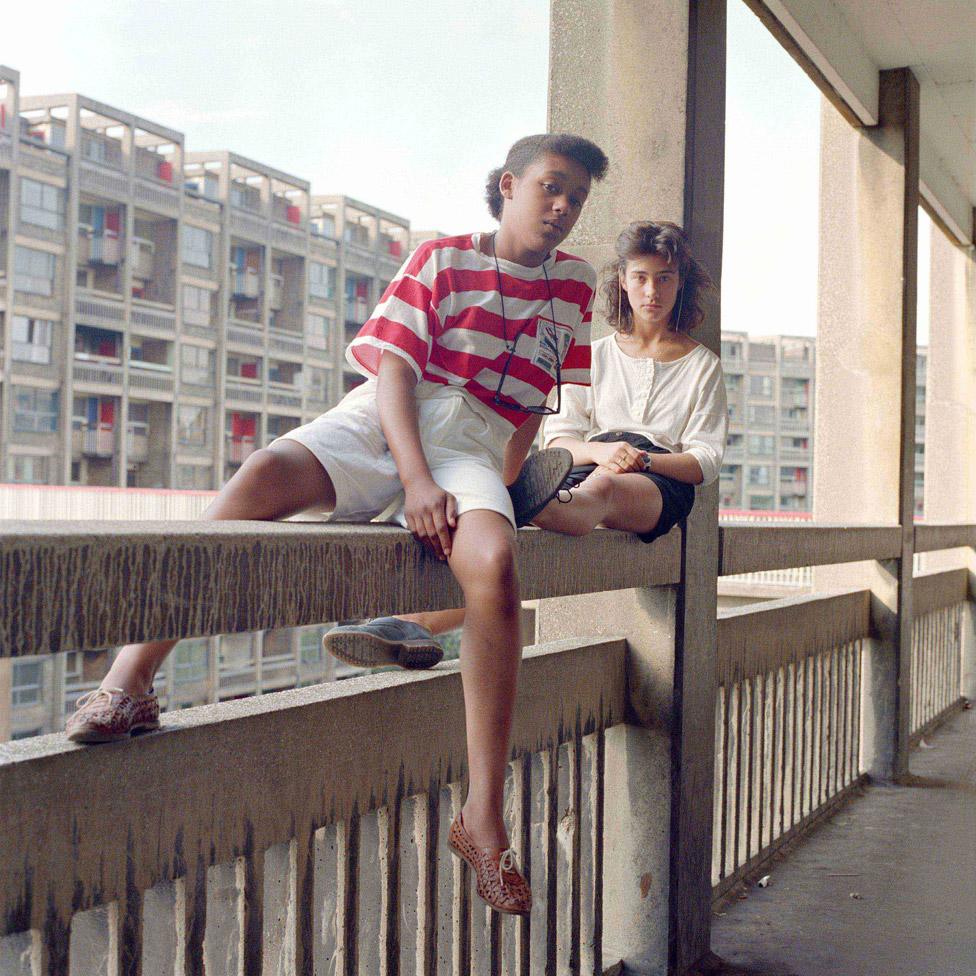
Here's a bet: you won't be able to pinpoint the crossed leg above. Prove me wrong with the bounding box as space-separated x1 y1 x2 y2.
398 471 665 638
100 440 336 696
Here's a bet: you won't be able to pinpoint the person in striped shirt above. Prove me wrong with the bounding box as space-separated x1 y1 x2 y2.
68 132 608 917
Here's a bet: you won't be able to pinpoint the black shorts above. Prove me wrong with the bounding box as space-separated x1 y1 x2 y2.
559 431 696 544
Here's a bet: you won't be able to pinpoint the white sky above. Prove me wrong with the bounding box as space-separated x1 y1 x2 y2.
2 0 930 341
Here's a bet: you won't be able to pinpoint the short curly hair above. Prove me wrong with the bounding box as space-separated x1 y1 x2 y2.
601 221 714 335
484 134 609 221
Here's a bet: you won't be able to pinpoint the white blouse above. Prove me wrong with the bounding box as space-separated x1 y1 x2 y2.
543 333 729 485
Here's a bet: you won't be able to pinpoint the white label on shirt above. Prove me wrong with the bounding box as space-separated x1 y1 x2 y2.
531 316 573 378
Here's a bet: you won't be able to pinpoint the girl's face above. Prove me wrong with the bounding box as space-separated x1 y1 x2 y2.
499 152 591 258
620 254 682 329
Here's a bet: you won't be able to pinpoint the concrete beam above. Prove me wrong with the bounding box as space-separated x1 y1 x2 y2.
0 522 680 657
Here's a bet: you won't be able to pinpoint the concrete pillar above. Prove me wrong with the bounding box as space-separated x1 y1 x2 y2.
924 221 976 527
814 70 920 780
547 2 725 971
0 658 11 742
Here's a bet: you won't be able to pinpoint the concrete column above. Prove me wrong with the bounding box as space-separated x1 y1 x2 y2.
0 658 12 742
814 69 920 780
924 221 976 527
537 588 677 973
547 2 725 972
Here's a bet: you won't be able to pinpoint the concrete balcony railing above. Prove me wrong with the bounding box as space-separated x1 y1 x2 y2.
0 520 972 974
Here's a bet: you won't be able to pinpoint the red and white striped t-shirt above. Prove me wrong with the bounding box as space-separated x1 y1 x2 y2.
346 233 595 428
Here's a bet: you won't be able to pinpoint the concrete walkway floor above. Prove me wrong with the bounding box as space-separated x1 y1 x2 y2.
710 707 976 976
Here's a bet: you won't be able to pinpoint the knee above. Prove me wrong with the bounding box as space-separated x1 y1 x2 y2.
460 537 519 605
223 448 298 517
585 473 617 505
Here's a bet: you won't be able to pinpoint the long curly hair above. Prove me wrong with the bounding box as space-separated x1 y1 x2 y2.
601 221 714 335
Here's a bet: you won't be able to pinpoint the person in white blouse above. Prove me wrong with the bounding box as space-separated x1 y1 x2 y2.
323 221 728 660
534 219 728 543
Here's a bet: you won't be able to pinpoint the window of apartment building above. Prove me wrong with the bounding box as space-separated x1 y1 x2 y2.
20 178 65 230
266 415 299 440
724 374 741 394
219 633 255 675
176 464 213 490
748 434 775 455
230 181 261 211
747 404 775 426
781 339 811 363
14 246 56 296
268 360 302 386
781 436 809 451
308 262 336 299
182 284 214 325
177 405 210 447
748 342 776 363
721 340 742 361
13 386 59 433
749 494 775 511
727 402 740 423
306 367 329 403
11 315 53 364
720 464 739 480
180 344 215 385
748 374 773 398
311 214 336 238
173 639 210 685
8 454 50 484
182 226 214 269
12 659 43 706
226 354 262 382
306 313 331 352
748 465 771 487
344 222 370 247
299 629 324 666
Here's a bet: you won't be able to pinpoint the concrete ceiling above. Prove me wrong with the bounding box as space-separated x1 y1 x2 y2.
754 0 975 243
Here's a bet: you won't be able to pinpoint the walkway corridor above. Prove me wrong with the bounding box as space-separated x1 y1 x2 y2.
712 708 976 976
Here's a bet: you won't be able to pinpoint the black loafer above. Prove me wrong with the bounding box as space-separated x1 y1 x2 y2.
508 447 573 527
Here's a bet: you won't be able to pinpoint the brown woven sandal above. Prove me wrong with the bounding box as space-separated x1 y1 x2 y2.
448 813 531 916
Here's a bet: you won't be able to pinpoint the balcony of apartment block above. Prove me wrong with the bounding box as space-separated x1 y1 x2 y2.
377 218 409 276
76 208 126 315
128 336 175 398
72 325 124 390
132 130 181 216
15 112 70 179
267 359 303 411
780 408 811 432
126 400 172 488
224 356 264 408
227 166 269 244
271 184 307 255
129 214 179 335
268 253 305 348
224 410 259 468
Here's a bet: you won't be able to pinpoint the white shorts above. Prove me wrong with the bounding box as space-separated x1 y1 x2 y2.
277 379 517 529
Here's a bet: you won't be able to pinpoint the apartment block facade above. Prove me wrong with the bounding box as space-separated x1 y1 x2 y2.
720 330 926 515
0 66 410 491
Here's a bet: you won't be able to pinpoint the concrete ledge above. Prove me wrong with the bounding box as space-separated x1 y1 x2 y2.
717 588 871 684
0 521 680 656
913 567 971 617
914 523 976 553
719 524 902 576
0 635 628 936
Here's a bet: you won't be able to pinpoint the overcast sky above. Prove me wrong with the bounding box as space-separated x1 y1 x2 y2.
3 0 929 341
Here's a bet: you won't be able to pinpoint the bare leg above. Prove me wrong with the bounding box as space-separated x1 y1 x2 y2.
101 441 337 695
532 471 664 537
447 510 522 849
397 608 466 634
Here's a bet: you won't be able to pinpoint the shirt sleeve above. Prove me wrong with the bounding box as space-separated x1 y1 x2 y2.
559 268 595 386
346 244 439 380
542 381 594 447
680 356 729 486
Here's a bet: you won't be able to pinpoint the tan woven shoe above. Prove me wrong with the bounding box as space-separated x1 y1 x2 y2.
66 686 160 744
448 813 531 916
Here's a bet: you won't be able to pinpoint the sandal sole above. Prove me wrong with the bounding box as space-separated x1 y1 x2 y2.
323 631 444 670
67 721 159 744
